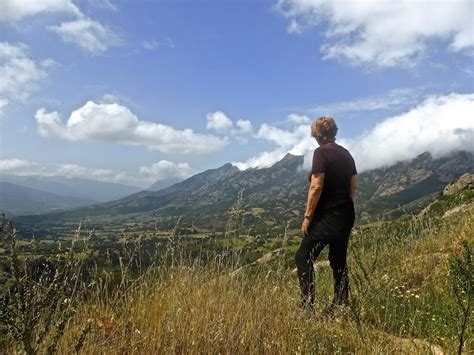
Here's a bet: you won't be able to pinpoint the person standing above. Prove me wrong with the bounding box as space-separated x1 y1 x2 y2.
295 116 357 313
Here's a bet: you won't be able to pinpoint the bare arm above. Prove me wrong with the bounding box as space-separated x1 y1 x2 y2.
305 173 325 218
350 174 357 200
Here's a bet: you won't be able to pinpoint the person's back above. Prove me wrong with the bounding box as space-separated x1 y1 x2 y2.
296 116 357 312
310 143 357 212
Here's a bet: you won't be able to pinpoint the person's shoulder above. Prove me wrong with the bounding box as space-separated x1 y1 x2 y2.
312 146 325 162
313 146 324 155
335 143 352 155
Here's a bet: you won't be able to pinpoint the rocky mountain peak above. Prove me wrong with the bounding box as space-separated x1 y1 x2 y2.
271 153 304 170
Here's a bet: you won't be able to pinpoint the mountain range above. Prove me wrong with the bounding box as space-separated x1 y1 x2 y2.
0 175 142 215
0 182 95 215
16 150 474 231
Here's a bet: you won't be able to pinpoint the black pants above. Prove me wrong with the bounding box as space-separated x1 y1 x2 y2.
295 201 355 308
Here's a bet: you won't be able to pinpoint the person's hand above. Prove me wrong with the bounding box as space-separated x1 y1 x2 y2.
301 217 311 237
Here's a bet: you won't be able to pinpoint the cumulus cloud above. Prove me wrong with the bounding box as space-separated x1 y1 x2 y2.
236 119 253 133
139 160 194 181
0 0 80 23
287 113 310 124
206 111 254 138
275 0 474 67
49 17 120 54
0 42 52 113
0 0 119 55
234 93 474 171
206 111 234 134
35 100 228 154
0 159 43 175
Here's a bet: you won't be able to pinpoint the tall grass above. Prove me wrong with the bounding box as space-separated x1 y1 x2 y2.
1 204 473 354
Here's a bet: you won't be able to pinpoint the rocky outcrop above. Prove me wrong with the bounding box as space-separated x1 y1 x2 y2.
442 173 473 196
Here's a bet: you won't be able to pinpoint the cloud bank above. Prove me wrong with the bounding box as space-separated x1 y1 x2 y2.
0 158 195 187
234 93 474 171
35 101 228 154
0 159 42 175
276 0 474 67
347 93 474 171
138 160 194 181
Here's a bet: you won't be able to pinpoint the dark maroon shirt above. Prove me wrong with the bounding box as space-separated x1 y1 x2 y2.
309 142 357 211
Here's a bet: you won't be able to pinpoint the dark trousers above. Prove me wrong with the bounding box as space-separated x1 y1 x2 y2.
295 201 355 307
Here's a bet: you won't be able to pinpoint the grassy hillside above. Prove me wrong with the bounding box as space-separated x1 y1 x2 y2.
1 182 473 353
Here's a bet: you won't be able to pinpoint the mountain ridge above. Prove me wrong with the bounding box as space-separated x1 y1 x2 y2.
0 182 96 215
15 150 474 229
0 174 142 203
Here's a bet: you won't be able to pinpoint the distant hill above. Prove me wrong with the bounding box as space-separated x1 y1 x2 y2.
0 175 142 202
16 150 474 230
0 182 96 215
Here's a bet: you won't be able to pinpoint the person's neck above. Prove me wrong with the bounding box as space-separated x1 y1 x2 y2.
320 140 335 146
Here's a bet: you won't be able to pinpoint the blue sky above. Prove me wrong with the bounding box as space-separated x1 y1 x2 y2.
1 0 473 187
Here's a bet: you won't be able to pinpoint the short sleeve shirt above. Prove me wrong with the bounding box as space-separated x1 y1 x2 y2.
310 143 357 211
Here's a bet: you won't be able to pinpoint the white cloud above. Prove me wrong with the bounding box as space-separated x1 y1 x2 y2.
346 93 474 171
0 0 80 23
0 42 52 112
0 0 119 55
234 93 474 171
287 113 310 124
206 110 254 138
464 67 474 77
35 100 228 154
206 111 234 134
49 17 120 54
232 149 289 170
56 163 128 183
139 160 194 181
276 0 474 67
234 122 314 169
0 99 9 117
255 123 311 149
0 159 43 175
0 159 136 185
0 158 195 187
88 0 117 12
236 119 253 133
142 38 175 50
305 88 425 115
